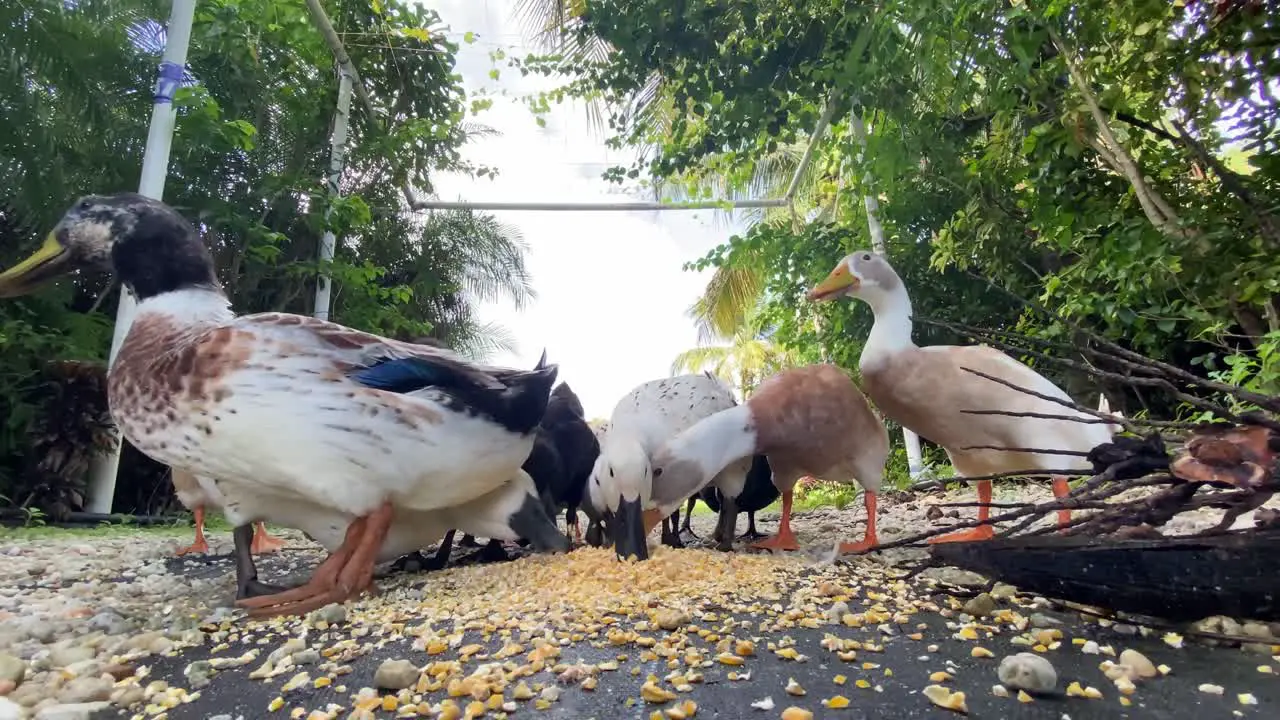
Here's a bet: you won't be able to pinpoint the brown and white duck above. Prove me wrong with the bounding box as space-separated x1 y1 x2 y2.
651 364 890 553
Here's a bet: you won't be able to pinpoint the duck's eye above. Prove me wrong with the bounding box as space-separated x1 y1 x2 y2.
861 253 872 261
652 467 662 478
608 466 614 478
76 199 93 212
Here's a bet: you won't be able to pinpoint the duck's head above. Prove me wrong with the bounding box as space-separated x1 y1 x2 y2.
0 193 217 300
806 250 902 307
455 470 570 554
587 431 658 561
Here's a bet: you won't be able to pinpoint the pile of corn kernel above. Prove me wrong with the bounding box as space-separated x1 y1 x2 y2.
104 545 1271 720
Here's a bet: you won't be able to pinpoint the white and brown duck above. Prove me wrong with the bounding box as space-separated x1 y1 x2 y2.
651 364 890 553
808 251 1119 542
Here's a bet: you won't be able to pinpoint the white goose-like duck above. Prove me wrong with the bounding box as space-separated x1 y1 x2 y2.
587 374 753 560
0 193 567 616
808 251 1118 542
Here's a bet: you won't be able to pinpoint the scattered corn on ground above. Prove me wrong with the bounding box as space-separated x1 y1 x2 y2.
65 543 1276 720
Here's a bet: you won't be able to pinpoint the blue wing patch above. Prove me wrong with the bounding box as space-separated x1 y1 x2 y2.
350 356 452 394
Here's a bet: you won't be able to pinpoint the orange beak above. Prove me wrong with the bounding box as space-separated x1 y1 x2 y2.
807 262 858 301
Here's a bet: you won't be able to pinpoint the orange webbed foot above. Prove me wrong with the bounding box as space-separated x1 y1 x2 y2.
927 525 996 544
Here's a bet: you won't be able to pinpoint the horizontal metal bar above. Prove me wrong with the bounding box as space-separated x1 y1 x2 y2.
408 198 790 212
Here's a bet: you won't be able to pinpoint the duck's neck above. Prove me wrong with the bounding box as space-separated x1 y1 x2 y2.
860 290 917 371
136 287 234 325
666 404 758 486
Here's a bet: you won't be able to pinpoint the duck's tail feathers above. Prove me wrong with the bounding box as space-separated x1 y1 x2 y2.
491 360 559 436
536 349 549 370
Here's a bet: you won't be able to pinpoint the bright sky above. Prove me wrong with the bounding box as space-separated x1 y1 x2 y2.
423 0 749 420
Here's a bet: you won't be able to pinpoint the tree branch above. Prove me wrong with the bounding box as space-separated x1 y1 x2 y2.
1048 27 1191 240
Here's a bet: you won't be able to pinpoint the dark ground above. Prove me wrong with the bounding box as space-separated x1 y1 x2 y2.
90 541 1279 720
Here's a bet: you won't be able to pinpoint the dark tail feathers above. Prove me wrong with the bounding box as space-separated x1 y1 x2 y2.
492 359 559 435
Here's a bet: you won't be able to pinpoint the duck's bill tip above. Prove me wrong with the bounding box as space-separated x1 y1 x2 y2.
0 233 71 299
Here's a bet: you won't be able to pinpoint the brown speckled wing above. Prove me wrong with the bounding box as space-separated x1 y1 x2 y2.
239 312 505 389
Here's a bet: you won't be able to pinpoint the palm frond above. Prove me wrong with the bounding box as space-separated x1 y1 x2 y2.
688 264 767 344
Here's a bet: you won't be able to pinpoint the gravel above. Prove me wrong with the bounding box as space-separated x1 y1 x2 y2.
0 484 1275 719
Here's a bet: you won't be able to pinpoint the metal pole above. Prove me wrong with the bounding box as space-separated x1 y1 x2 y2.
314 69 354 321
84 0 197 514
405 198 790 212
847 101 926 480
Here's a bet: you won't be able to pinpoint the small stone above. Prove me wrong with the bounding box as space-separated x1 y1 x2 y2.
35 702 111 720
1118 650 1157 678
109 686 144 707
310 604 347 625
962 593 996 617
373 659 417 690
0 655 25 689
56 677 112 704
125 632 161 652
292 650 321 665
1028 613 1061 628
655 610 689 631
990 583 1017 600
87 611 130 636
919 567 988 588
267 638 305 665
24 622 56 644
1242 622 1272 640
62 660 101 680
997 653 1057 693
48 647 94 669
147 636 174 655
184 660 214 689
101 663 135 682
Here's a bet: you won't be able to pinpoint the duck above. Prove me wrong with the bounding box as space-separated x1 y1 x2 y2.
170 468 285 556
228 468 567 597
651 364 889 553
807 251 1118 543
586 374 753 560
696 454 779 545
416 380 601 568
0 193 566 616
528 382 599 542
581 420 611 547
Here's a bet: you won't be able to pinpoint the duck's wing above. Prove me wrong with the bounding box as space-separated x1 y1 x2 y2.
236 313 556 435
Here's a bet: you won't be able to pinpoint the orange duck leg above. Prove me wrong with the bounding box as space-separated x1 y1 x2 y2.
250 521 287 553
236 502 393 618
175 506 211 556
928 480 996 544
838 490 879 554
751 487 801 552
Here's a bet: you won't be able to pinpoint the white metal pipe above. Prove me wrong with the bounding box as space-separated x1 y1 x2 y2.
314 69 354 322
85 0 197 514
407 198 790 212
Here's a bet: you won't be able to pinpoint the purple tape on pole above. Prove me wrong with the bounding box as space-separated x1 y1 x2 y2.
153 61 185 105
